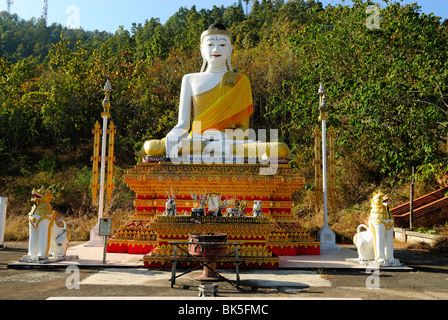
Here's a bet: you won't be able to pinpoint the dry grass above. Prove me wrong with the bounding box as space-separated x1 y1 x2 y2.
4 214 28 241
430 236 448 257
406 236 448 258
1 164 134 241
293 186 371 243
4 204 133 242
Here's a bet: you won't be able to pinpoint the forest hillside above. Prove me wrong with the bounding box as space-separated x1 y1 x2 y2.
1 0 447 241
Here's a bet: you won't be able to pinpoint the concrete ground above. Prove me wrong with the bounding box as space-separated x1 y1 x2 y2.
1 241 448 301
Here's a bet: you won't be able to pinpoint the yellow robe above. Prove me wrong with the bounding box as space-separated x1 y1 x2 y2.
191 72 253 134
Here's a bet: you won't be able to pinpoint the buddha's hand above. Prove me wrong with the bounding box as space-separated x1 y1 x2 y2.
165 127 188 158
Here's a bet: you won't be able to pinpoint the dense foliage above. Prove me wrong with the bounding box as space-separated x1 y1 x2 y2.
0 0 447 188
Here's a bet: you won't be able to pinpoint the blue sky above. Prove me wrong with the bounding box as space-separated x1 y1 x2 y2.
1 0 447 33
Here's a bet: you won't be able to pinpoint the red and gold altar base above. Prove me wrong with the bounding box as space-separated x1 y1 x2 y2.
107 159 320 269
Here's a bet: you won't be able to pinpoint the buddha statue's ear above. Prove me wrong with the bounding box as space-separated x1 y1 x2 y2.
227 44 234 72
200 47 207 73
227 57 233 72
201 61 207 73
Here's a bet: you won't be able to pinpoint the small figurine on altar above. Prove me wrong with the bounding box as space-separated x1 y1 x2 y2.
164 188 177 216
190 190 209 217
164 199 177 217
350 191 402 266
208 193 220 214
253 200 263 217
217 198 230 217
226 198 246 217
23 187 71 262
207 194 230 217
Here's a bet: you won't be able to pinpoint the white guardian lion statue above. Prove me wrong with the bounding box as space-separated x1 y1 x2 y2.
23 187 71 261
351 191 401 266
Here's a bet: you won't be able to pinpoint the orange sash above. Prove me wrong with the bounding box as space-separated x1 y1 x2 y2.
191 73 253 134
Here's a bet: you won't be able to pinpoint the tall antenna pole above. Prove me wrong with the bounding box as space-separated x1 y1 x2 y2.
6 0 13 14
41 0 48 24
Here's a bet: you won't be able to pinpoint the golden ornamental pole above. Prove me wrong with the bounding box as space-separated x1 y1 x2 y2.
313 124 322 213
106 121 116 204
90 121 101 205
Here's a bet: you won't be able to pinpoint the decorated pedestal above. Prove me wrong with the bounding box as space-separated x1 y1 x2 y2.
146 215 279 269
107 157 320 269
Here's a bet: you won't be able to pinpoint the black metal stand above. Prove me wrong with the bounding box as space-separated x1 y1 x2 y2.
168 241 241 289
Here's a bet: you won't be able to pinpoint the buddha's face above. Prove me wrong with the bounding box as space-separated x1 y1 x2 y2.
201 34 233 68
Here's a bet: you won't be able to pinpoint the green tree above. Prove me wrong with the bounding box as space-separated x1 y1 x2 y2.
223 3 246 28
0 1 447 185
282 2 448 180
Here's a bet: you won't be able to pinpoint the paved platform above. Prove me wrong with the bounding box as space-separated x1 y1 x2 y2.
8 243 412 270
8 243 142 269
280 248 411 270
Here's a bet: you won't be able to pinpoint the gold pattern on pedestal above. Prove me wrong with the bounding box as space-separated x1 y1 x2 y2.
123 162 304 198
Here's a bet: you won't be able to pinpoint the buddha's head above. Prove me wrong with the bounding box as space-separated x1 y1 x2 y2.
200 23 233 72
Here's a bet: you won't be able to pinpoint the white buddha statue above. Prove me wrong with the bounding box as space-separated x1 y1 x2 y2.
141 23 290 159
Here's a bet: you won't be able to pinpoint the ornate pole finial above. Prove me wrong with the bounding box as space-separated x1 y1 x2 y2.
103 79 113 93
318 82 328 121
102 80 113 114
318 82 326 96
